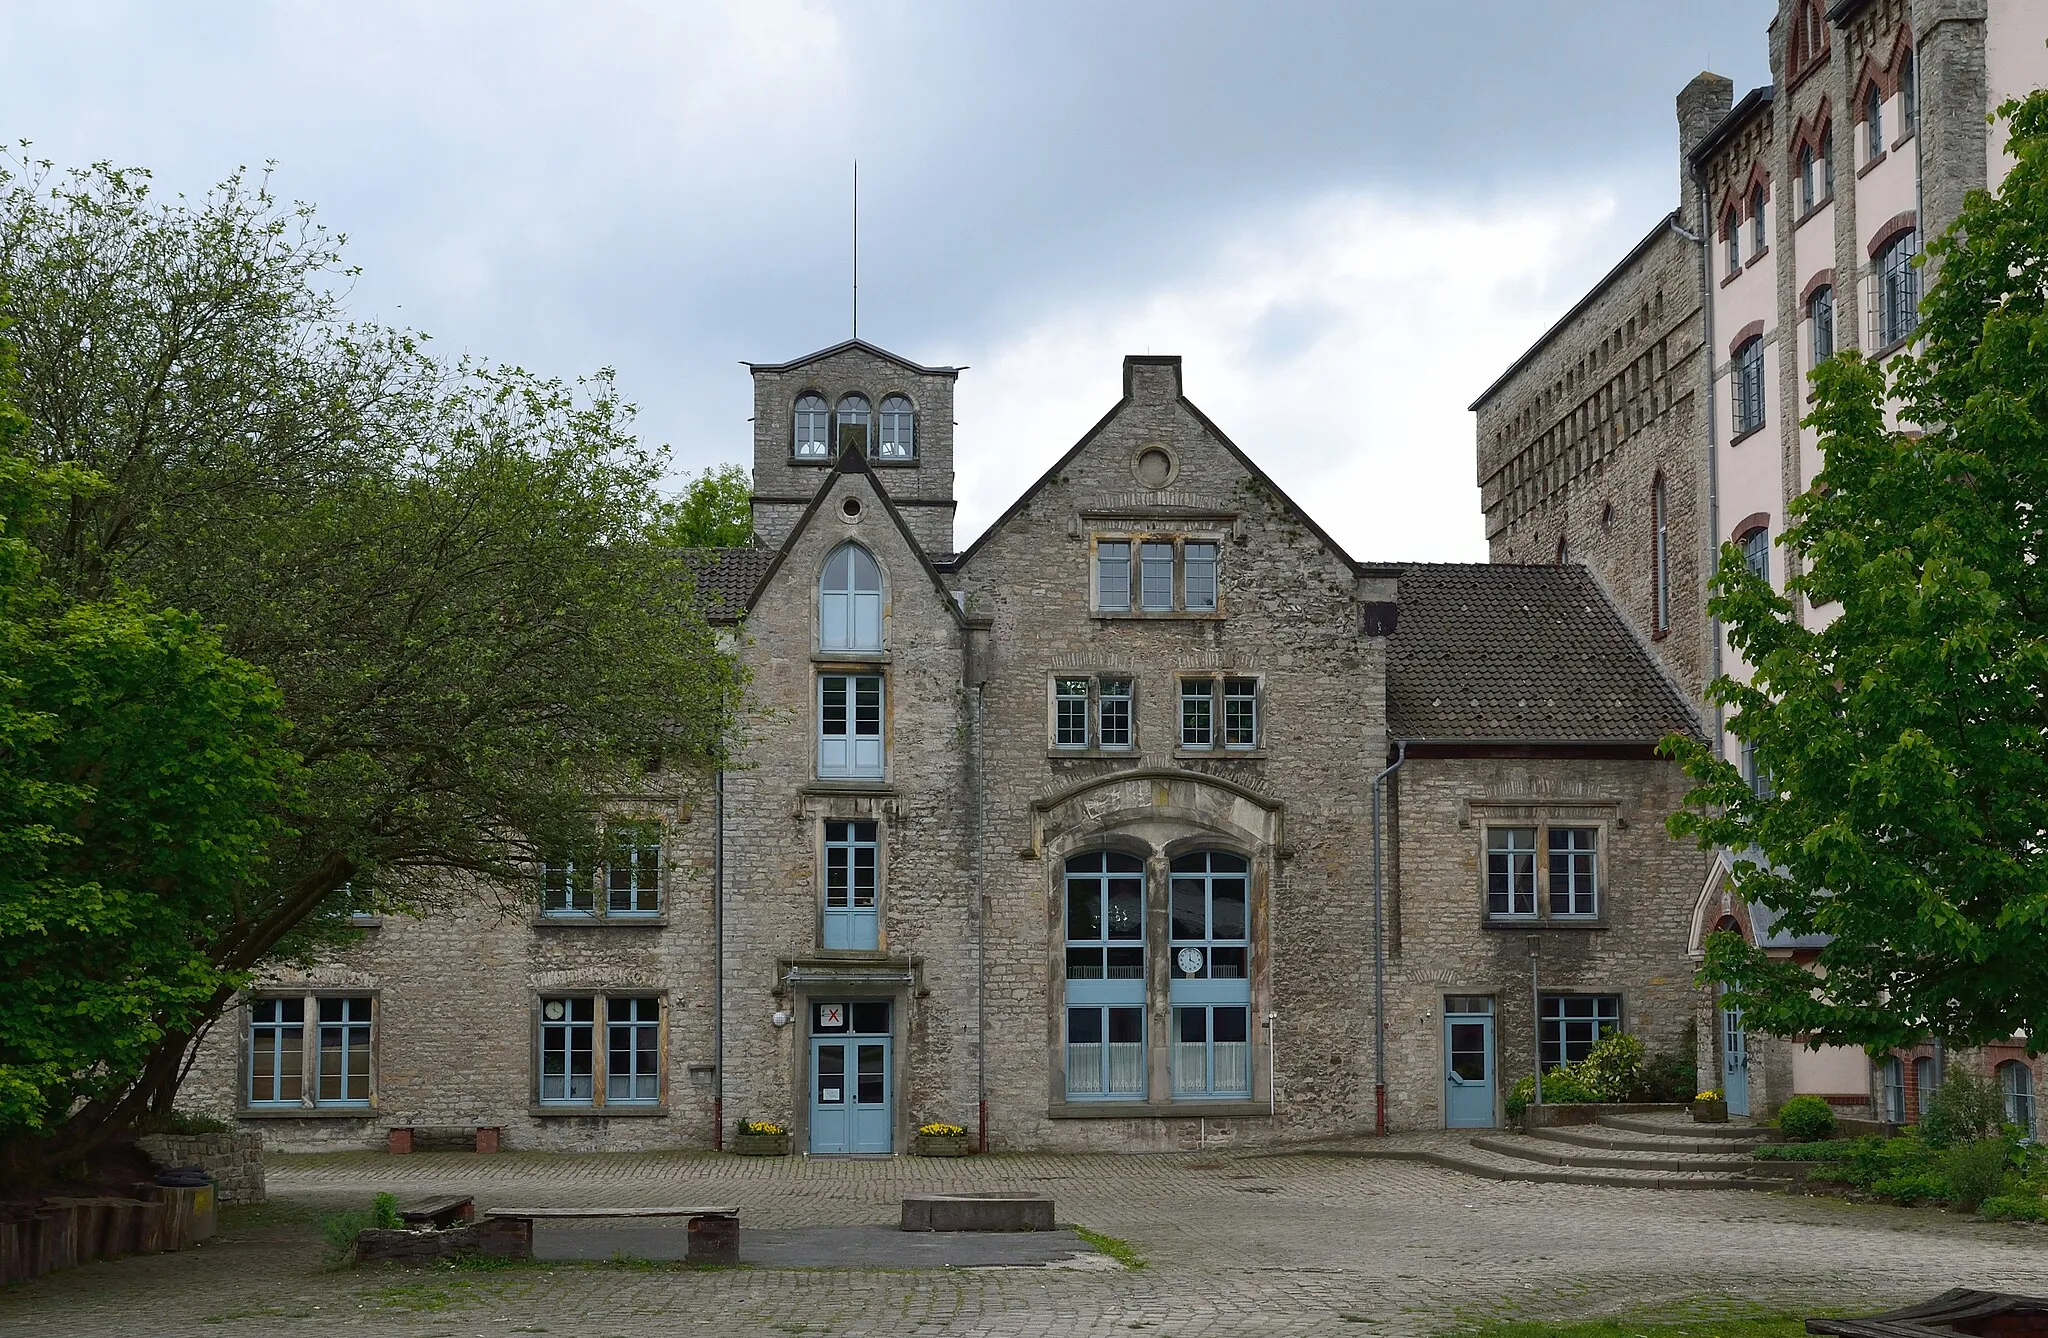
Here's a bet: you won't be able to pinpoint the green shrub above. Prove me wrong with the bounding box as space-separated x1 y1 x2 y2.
1574 1032 1648 1102
1775 1095 1838 1143
1643 1048 1698 1104
1981 1190 2048 1222
321 1192 404 1265
372 1192 402 1230
1919 1071 2003 1149
1505 1067 1599 1119
1938 1137 2015 1212
1751 1141 1852 1162
143 1110 233 1135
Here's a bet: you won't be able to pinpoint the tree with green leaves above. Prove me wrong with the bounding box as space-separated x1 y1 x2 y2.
651 463 753 548
1665 93 2048 1054
0 154 744 1157
0 324 300 1161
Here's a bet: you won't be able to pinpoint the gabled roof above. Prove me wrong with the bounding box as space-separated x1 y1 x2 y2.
680 548 775 622
1386 563 1701 742
743 338 963 379
741 445 970 629
950 355 1363 575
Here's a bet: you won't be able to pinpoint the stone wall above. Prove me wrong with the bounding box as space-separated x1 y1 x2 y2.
135 1131 266 1205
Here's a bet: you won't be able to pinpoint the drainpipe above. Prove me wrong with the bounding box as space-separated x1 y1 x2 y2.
712 766 725 1150
970 683 989 1154
1370 739 1408 1136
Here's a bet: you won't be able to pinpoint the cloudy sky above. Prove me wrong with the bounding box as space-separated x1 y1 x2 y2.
1 1 1773 561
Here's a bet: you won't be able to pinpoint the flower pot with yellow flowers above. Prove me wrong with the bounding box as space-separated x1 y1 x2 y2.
912 1122 971 1157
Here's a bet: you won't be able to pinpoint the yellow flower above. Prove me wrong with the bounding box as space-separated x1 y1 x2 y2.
1695 1090 1722 1102
739 1119 788 1135
918 1122 966 1137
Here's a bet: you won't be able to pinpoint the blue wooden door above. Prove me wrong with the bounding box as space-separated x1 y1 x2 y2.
1443 1006 1496 1128
809 1030 891 1153
1721 995 1750 1117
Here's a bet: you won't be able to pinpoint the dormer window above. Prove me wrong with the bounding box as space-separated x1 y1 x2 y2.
820 542 883 652
877 396 915 461
793 394 830 459
836 394 872 458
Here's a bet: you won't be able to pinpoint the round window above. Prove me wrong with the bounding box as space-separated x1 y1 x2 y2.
1133 445 1176 489
841 496 863 521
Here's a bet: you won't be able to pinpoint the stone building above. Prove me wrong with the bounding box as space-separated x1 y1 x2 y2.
1474 0 2048 1129
184 340 1715 1153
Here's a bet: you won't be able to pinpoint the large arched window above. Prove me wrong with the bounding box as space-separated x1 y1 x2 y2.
1733 336 1765 436
1169 851 1251 1097
793 394 830 459
819 543 883 652
877 395 915 461
1740 525 1770 584
1999 1061 2036 1136
1651 475 1671 634
1064 851 1145 1099
835 394 872 457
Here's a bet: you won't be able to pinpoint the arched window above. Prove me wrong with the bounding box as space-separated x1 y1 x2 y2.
1900 49 1918 136
1733 336 1765 436
819 542 883 652
1798 145 1816 213
1913 1055 1937 1120
1821 127 1835 197
1750 185 1768 252
1064 851 1145 1099
1810 285 1835 364
877 395 915 461
1865 83 1884 161
1169 851 1252 1098
1879 1055 1906 1123
835 394 872 457
1999 1061 2037 1136
1651 476 1670 634
1723 211 1740 273
1877 229 1921 347
793 394 830 459
1741 526 1770 583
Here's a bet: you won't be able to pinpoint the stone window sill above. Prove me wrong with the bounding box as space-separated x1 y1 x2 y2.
239 1106 378 1120
812 651 891 665
1794 198 1833 230
529 1104 670 1119
1091 610 1226 622
804 780 895 796
1048 1099 1270 1119
1729 423 1767 448
1719 265 1744 288
1481 917 1609 932
1747 245 1769 265
1870 334 1914 361
1172 747 1268 761
1048 747 1143 761
533 914 668 928
1858 150 1888 179
1892 129 1916 154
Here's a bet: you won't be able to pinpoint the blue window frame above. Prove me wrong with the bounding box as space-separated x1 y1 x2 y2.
1098 678 1133 749
607 822 662 916
824 820 880 949
1095 541 1131 612
818 673 884 778
1810 286 1835 364
1487 827 1537 917
1733 336 1764 435
1877 230 1920 347
1169 851 1251 1098
606 997 661 1104
820 544 883 652
1139 542 1175 611
316 997 372 1106
1064 851 1145 1100
543 857 593 915
1547 827 1598 917
540 997 596 1104
1184 542 1218 611
1540 994 1619 1071
248 998 304 1105
1054 678 1090 749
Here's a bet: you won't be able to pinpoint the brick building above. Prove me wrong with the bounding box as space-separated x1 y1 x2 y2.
1473 0 2048 1128
184 341 1716 1152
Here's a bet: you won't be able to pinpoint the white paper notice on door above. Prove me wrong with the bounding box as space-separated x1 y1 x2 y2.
823 1088 841 1102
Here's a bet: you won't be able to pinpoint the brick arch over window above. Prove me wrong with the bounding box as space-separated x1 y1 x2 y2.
1727 320 1767 358
1716 162 1773 239
1867 211 1918 258
1786 101 1832 169
1799 268 1837 308
1729 511 1771 544
1785 0 1830 87
1852 28 1916 115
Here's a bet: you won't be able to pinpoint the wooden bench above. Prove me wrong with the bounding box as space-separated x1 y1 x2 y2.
399 1196 475 1230
483 1206 741 1265
385 1126 502 1154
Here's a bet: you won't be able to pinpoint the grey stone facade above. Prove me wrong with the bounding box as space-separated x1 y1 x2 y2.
185 341 1714 1152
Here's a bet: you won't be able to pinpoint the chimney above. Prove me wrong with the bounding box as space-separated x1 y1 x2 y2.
1676 73 1736 230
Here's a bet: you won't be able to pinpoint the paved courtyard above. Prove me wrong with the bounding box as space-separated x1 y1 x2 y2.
4 1144 2047 1337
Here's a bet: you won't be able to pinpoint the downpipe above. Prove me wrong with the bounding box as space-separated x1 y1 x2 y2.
1370 740 1408 1135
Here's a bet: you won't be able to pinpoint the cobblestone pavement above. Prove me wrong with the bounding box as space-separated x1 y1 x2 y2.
5 1143 2047 1337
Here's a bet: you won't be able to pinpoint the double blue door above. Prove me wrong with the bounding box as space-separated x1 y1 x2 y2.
809 1000 892 1154
1721 995 1750 1117
1443 1000 1496 1128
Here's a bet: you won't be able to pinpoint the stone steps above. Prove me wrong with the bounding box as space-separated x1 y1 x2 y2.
1469 1135 1752 1174
1528 1124 1767 1156
1596 1111 1778 1141
1418 1140 1744 1190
